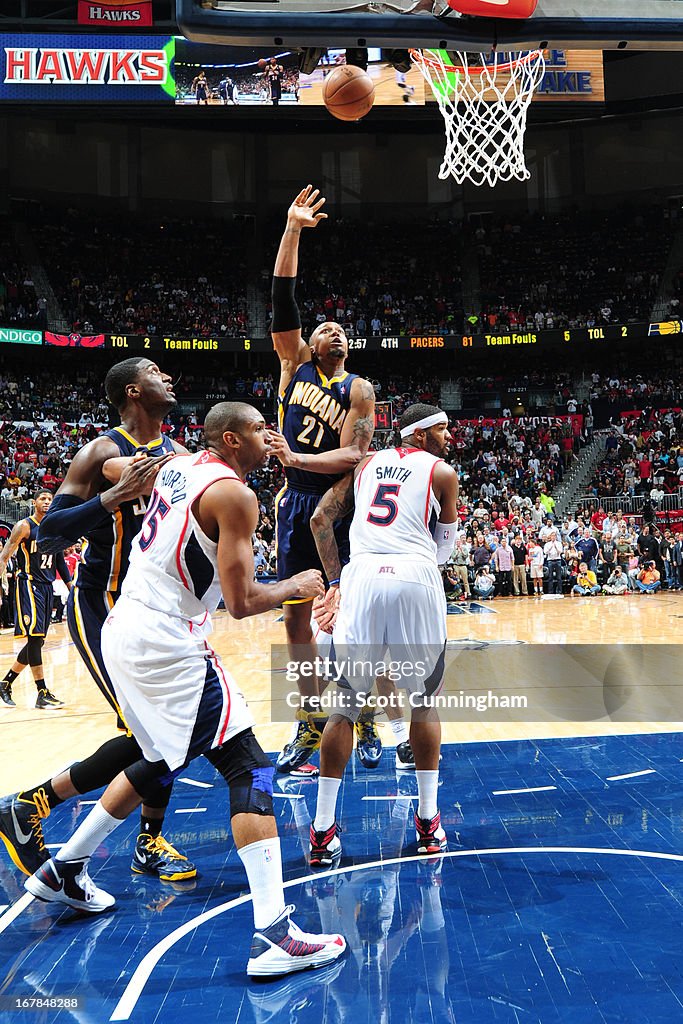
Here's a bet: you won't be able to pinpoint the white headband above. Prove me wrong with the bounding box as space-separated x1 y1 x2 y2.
400 412 448 439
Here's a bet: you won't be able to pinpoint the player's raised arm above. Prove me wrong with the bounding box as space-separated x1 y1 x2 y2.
269 375 375 475
271 185 327 378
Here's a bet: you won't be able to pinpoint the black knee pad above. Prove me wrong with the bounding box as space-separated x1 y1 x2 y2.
70 734 143 794
124 757 174 801
15 643 29 666
205 729 274 818
26 637 44 667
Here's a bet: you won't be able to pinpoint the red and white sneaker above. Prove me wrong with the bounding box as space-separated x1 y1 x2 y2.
247 904 346 977
414 811 447 855
309 822 342 868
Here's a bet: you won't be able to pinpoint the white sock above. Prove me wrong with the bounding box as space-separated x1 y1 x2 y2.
238 837 286 931
313 776 341 832
390 718 409 745
56 802 123 862
416 770 439 820
420 887 445 932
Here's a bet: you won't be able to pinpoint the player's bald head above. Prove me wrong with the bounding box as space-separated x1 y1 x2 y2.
204 402 262 447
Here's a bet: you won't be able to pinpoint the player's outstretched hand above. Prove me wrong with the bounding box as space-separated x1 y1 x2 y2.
313 586 340 634
268 432 295 467
291 569 325 601
104 452 174 506
287 185 327 230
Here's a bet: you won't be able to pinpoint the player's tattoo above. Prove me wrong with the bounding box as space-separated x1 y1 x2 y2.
358 380 375 402
353 415 374 448
311 473 355 582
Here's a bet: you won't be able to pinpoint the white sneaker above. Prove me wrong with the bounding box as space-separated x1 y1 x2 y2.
25 857 115 913
247 904 346 977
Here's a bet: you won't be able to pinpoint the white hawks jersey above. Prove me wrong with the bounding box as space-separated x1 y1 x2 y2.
349 446 442 565
121 451 243 627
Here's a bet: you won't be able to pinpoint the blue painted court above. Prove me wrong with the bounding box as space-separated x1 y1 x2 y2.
2 731 683 1023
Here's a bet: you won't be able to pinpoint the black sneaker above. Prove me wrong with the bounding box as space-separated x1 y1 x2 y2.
309 822 342 868
131 833 197 881
35 688 64 710
275 712 325 774
25 857 115 913
395 740 416 770
0 679 16 707
355 713 382 770
0 790 51 875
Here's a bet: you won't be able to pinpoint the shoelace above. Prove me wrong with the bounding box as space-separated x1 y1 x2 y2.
25 789 51 853
75 863 97 900
148 835 188 861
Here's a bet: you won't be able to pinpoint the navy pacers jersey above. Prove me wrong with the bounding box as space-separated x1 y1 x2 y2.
278 362 357 493
76 427 175 593
16 516 58 584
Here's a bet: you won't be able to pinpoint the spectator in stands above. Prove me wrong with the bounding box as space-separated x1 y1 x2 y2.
450 537 471 598
635 561 661 594
543 530 564 595
528 537 544 596
473 565 496 600
603 565 628 595
510 534 528 596
571 562 600 597
493 537 513 596
576 527 599 572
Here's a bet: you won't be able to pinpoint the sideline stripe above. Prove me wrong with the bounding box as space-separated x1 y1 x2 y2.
109 845 683 1021
492 786 558 795
177 778 213 789
0 893 34 934
606 769 657 781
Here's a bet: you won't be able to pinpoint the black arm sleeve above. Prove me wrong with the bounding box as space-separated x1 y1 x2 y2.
55 551 72 584
271 275 301 333
38 493 110 554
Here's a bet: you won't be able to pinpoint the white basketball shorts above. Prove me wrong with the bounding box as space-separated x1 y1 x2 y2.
101 596 254 771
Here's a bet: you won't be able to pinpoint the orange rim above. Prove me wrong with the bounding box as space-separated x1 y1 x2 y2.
409 47 542 75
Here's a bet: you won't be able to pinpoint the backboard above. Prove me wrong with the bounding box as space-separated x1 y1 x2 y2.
176 0 683 51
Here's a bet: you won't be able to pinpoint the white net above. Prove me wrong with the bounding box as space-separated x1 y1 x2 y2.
410 48 546 188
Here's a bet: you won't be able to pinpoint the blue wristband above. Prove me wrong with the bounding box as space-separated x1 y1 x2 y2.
328 578 340 586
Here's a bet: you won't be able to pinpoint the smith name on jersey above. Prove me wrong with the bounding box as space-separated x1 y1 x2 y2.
279 362 358 493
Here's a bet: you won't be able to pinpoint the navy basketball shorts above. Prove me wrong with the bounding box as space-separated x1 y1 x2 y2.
14 579 53 638
67 586 128 731
275 485 351 601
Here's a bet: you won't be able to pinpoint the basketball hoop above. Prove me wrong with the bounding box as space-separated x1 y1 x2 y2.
409 48 545 188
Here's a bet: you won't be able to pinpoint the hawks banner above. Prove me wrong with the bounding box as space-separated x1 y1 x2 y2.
78 0 153 26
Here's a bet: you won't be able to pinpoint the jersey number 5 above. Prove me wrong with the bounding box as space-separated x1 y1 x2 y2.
139 492 171 551
367 484 401 527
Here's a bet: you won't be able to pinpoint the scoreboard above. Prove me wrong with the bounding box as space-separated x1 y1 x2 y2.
7 318 677 354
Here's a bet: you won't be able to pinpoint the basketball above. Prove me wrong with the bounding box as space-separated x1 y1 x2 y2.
322 64 375 122
257 58 266 69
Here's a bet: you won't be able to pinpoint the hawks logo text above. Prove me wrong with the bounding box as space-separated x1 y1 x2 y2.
4 48 167 85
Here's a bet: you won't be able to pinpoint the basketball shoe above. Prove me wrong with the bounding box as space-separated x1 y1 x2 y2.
0 790 50 875
25 856 115 913
131 834 197 881
355 712 382 769
276 710 326 774
35 688 64 710
309 822 342 868
0 679 16 706
395 740 416 770
247 903 346 977
414 811 447 855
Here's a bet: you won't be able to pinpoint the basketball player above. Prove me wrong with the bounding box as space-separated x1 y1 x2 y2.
25 402 347 979
308 403 458 864
218 75 237 105
264 58 284 106
192 70 209 105
0 489 70 710
269 184 379 775
0 359 194 883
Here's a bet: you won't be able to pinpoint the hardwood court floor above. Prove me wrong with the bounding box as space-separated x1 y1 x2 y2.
1 592 680 797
